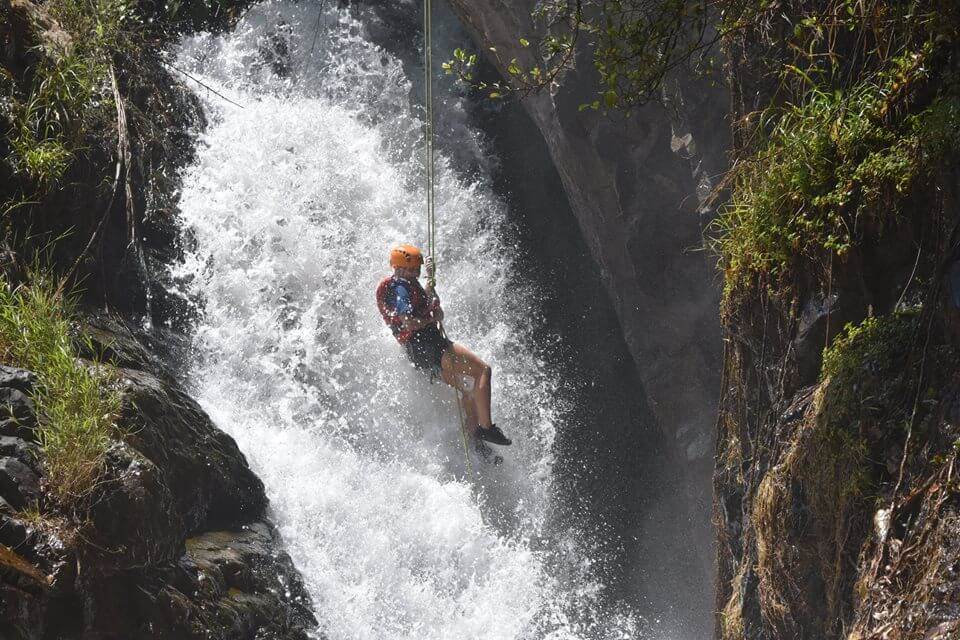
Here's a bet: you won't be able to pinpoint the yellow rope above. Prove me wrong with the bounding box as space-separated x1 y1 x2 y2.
424 0 472 474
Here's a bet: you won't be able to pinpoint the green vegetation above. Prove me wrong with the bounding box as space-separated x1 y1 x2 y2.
0 0 135 192
751 312 933 636
1 0 254 501
711 0 960 298
1 0 248 205
815 312 928 496
715 57 960 293
821 312 920 413
0 273 119 503
447 2 960 298
446 0 735 107
448 0 956 106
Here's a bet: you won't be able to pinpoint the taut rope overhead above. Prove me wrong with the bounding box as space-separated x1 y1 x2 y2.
422 0 472 472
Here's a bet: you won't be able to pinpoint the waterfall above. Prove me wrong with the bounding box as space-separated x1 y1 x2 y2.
172 2 649 637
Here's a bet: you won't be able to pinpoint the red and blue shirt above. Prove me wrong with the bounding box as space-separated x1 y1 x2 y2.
376 275 439 344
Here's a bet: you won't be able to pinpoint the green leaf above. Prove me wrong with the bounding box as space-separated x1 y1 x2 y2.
519 38 530 47
604 90 618 108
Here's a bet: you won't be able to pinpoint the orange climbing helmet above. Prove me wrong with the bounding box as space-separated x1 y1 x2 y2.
389 244 424 269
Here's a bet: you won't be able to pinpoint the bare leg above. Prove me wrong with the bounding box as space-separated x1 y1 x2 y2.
440 342 493 430
440 356 479 436
440 362 477 437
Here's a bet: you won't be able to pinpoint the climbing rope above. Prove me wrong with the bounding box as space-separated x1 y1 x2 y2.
423 0 472 474
423 0 436 278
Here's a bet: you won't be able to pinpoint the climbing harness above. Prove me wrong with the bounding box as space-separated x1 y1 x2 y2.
423 0 472 474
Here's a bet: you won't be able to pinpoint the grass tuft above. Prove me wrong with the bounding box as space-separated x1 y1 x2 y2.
2 0 135 190
0 273 119 503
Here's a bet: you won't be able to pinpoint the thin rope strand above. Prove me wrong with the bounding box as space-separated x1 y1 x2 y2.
423 0 471 471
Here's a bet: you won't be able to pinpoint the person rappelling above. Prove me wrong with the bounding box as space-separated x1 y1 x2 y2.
375 0 510 455
376 244 512 447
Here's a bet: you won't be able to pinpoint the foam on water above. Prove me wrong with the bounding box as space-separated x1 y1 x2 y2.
173 2 643 638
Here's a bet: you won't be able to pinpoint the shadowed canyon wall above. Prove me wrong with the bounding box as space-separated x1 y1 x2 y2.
440 1 730 635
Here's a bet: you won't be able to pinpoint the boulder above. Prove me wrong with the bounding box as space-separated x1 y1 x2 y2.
116 368 266 533
0 436 40 471
0 365 38 441
0 457 41 509
79 313 162 375
0 387 36 426
176 523 316 639
0 417 38 441
0 365 37 393
87 443 185 570
79 523 316 640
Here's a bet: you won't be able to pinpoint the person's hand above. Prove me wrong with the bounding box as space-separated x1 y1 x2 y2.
424 256 436 291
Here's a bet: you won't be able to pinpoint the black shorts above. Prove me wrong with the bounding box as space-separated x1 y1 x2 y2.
404 324 452 376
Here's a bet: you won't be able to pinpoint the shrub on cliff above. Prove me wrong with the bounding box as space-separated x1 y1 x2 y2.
1 0 256 311
0 273 119 502
716 56 960 295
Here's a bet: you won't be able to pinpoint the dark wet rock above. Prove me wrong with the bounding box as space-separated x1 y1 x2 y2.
0 512 35 551
87 442 184 569
0 457 41 509
174 523 317 639
792 293 840 382
72 523 316 640
0 436 40 471
0 386 36 426
0 365 38 442
79 313 162 375
116 367 267 532
0 322 315 638
0 417 37 441
0 365 37 393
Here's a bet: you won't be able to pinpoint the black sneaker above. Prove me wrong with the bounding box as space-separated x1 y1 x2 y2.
477 424 511 446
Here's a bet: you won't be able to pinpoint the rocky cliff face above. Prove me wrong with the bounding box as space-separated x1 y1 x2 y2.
0 316 316 639
714 181 960 640
1 1 318 636
440 1 728 633
712 5 960 639
445 0 726 472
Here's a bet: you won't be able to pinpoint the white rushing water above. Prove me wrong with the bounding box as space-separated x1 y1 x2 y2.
173 2 644 638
